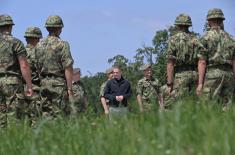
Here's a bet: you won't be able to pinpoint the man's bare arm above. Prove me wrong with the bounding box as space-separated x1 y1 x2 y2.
137 95 143 112
18 55 33 96
65 65 73 96
196 58 206 96
101 97 109 114
167 59 175 94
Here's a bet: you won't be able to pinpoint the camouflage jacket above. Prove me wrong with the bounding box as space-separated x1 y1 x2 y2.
100 80 108 97
0 32 26 76
35 36 74 78
167 30 205 68
72 80 87 101
200 26 235 67
136 77 160 100
26 44 40 85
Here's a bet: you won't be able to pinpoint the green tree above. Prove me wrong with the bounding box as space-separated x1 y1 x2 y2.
135 45 156 65
152 29 169 85
108 54 129 71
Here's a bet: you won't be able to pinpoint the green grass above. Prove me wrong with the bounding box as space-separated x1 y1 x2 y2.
1 97 235 155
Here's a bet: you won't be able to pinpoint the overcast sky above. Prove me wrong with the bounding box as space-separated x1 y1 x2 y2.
1 0 234 75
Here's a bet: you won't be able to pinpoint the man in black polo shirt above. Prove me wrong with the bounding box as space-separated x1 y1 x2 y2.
104 66 132 116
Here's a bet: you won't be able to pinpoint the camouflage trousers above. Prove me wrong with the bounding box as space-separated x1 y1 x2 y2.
0 76 26 128
203 68 235 105
69 96 85 115
24 84 41 127
161 71 197 106
40 77 69 120
141 97 158 112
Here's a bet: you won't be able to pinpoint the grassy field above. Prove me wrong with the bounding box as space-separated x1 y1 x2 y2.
1 97 235 155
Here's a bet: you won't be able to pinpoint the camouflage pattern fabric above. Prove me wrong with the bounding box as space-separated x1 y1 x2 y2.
24 27 42 38
99 80 110 105
167 30 204 98
71 81 87 113
100 81 108 97
200 26 235 104
25 45 41 126
174 13 192 26
136 77 160 111
35 36 73 119
171 71 197 98
0 32 27 127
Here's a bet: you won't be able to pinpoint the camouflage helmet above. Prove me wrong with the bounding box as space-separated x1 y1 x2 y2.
45 15 64 28
24 27 42 38
0 14 14 26
174 13 192 26
207 8 225 20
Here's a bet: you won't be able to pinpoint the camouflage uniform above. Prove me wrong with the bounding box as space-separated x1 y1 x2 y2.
24 27 42 126
136 76 161 111
100 81 108 98
72 80 87 113
99 68 113 102
200 8 235 104
167 14 205 98
0 15 27 127
36 16 74 119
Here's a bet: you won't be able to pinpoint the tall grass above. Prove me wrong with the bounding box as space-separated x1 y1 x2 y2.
1 97 235 155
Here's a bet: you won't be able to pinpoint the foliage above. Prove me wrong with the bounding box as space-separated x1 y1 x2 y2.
1 98 235 155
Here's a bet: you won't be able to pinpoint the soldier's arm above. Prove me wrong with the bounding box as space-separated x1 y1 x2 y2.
101 97 109 114
65 65 73 97
137 95 143 112
196 58 206 96
136 81 143 112
18 55 33 96
167 59 175 92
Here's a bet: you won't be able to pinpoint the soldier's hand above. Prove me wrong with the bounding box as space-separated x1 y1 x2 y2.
167 85 173 96
68 89 74 97
25 87 34 97
104 110 109 115
196 84 203 96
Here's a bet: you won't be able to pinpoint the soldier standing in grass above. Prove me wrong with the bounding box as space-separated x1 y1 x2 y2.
24 27 42 126
35 15 74 119
136 64 164 112
71 68 88 114
166 13 205 100
100 68 113 115
0 14 33 127
197 8 235 108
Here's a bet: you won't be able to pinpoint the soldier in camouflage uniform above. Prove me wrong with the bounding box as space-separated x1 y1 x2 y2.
24 27 42 126
35 15 74 119
71 68 88 114
197 8 235 106
166 14 205 99
136 64 164 112
100 68 113 114
0 14 33 127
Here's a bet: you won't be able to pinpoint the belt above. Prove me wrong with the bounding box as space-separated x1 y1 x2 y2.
41 73 64 79
0 72 20 78
207 64 232 71
175 65 195 73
